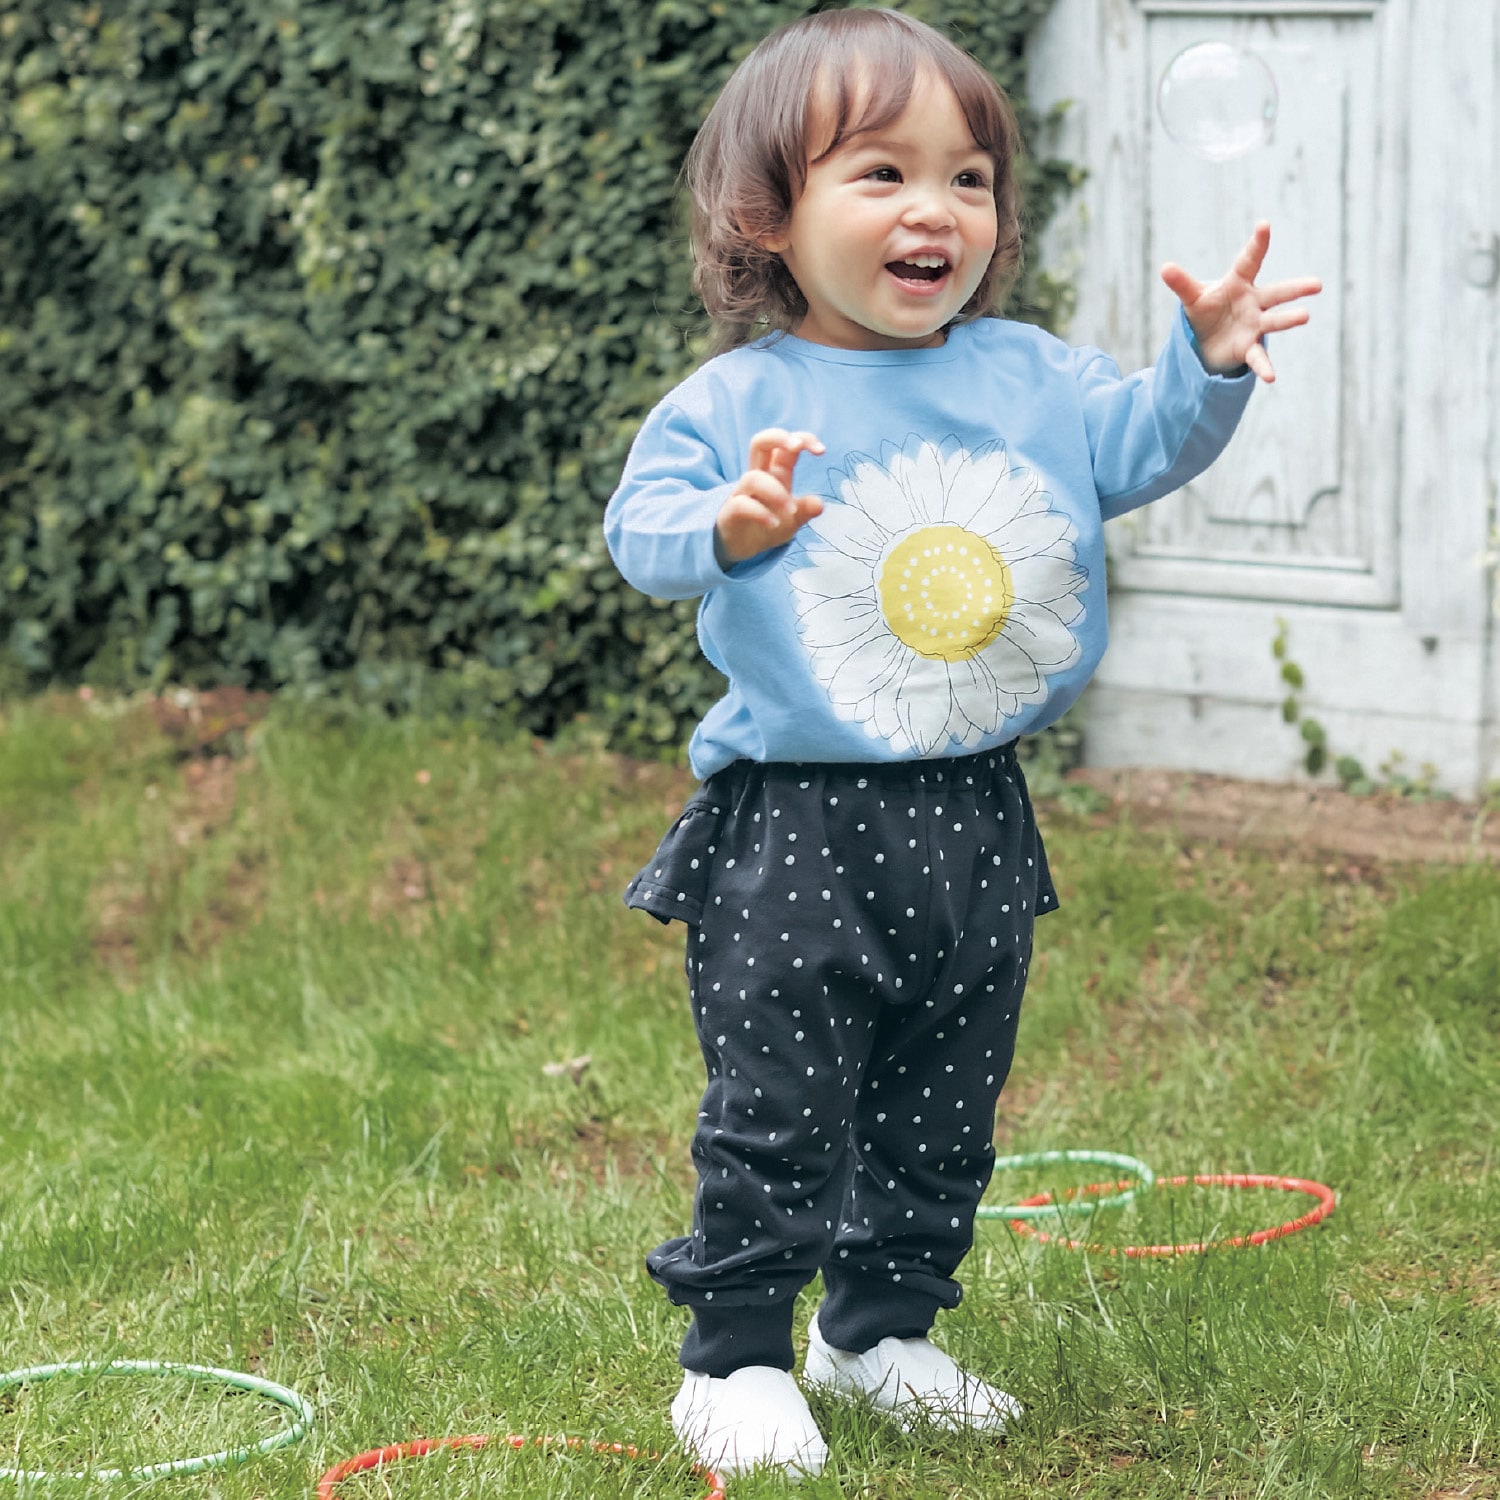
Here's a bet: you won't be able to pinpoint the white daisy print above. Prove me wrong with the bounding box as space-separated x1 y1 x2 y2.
787 435 1086 756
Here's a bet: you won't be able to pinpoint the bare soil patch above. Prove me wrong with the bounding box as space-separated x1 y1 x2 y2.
1068 768 1500 865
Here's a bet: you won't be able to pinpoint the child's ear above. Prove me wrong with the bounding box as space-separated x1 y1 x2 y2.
752 217 790 254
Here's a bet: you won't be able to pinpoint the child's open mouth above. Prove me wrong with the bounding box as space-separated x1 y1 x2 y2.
886 256 951 291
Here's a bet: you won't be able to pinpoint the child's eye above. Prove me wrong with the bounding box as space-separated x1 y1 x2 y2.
955 170 990 190
865 166 901 184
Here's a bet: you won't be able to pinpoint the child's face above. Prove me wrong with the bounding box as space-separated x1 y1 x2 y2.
765 66 999 351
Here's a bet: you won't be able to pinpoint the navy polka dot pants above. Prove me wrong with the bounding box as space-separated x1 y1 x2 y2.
625 744 1057 1377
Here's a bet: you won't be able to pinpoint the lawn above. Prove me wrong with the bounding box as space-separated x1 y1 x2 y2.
0 690 1496 1498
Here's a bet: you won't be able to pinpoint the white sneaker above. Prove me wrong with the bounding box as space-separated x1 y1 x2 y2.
804 1312 1022 1433
671 1365 829 1478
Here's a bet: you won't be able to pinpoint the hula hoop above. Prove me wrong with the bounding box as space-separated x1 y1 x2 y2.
0 1359 314 1482
315 1434 726 1500
975 1149 1156 1220
1008 1172 1337 1256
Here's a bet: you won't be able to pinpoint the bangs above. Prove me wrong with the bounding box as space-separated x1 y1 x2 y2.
808 23 1014 170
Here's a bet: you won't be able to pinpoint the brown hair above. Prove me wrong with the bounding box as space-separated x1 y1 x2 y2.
684 7 1025 355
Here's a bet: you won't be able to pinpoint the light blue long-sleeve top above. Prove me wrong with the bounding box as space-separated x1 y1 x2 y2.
605 309 1254 780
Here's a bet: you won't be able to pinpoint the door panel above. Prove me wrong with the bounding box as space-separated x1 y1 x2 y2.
1110 2 1400 605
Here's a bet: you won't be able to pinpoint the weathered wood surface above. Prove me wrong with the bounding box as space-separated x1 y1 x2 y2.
1027 0 1499 794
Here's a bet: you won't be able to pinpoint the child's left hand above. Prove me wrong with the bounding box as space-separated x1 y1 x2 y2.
1161 221 1322 383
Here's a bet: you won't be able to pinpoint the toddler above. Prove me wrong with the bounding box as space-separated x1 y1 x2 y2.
604 6 1319 1479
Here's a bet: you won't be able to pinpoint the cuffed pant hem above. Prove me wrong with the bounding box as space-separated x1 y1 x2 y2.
816 1278 949 1353
679 1300 798 1377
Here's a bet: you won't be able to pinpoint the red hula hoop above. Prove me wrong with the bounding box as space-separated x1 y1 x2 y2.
315 1433 725 1500
1009 1172 1336 1257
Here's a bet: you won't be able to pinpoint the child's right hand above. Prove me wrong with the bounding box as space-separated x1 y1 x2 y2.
715 428 826 565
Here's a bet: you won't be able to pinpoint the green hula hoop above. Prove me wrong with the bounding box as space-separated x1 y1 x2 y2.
975 1149 1156 1220
0 1359 314 1483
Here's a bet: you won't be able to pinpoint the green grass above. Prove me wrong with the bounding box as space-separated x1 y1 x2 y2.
0 690 1496 1498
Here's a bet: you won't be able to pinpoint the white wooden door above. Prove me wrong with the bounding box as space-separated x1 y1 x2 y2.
1027 0 1500 795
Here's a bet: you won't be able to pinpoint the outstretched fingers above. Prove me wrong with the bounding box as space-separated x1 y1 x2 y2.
1258 275 1324 310
747 428 826 488
1260 304 1313 335
1245 341 1277 383
1232 220 1272 284
731 468 820 523
1159 261 1204 307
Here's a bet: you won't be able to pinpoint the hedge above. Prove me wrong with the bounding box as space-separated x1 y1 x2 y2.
0 0 1076 754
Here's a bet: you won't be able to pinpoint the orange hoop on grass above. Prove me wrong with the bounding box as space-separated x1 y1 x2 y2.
314 1433 724 1500
1008 1172 1336 1256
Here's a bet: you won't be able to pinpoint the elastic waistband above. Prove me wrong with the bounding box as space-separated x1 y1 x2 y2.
708 742 1020 796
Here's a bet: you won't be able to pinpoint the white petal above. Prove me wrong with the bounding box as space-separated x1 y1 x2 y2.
947 655 1008 740
900 694 958 758
988 509 1076 564
942 449 1020 530
795 593 883 652
803 502 888 564
866 670 913 750
826 631 906 705
973 631 1045 701
890 442 951 524
894 661 962 756
1024 569 1088 624
1003 600 1084 671
838 458 913 534
789 548 877 602
1009 549 1087 611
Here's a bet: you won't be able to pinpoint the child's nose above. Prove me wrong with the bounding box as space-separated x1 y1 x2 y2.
900 185 956 230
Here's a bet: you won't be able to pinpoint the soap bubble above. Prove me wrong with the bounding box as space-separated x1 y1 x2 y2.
1157 41 1277 162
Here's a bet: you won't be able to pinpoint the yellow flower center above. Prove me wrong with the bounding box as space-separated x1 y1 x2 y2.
877 524 1015 662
